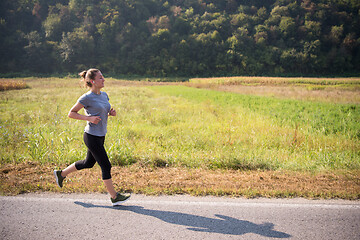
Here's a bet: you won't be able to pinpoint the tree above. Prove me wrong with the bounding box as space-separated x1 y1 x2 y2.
23 31 58 73
330 25 344 44
279 16 296 37
59 29 95 71
304 20 321 40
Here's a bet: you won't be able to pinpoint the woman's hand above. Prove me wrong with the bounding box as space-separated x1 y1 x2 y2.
88 116 101 124
109 108 116 116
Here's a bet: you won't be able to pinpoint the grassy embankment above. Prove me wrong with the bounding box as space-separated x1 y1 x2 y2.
0 77 359 198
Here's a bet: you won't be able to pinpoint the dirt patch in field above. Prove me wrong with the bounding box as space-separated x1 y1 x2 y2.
190 84 360 104
105 79 182 87
1 162 359 199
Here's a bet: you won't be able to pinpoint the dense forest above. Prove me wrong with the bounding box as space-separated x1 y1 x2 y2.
1 0 359 77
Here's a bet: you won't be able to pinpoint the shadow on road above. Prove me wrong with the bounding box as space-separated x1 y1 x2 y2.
74 201 291 238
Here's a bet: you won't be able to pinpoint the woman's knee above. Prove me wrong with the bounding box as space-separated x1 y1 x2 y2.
75 160 96 170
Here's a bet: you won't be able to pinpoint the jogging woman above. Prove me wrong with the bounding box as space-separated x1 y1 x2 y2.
54 68 130 206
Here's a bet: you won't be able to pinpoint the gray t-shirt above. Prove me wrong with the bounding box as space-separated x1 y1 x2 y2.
77 91 111 137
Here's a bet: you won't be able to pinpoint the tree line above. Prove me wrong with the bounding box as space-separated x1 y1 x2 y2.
1 0 359 77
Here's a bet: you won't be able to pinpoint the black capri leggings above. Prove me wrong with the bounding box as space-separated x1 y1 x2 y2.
75 132 112 180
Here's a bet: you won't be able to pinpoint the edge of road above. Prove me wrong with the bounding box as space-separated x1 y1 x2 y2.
1 193 359 209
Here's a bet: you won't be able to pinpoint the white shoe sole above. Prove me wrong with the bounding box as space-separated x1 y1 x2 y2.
53 170 62 188
112 196 131 206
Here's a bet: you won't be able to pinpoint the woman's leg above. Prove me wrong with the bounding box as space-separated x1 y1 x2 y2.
62 137 97 177
61 162 77 178
103 179 117 199
83 133 116 198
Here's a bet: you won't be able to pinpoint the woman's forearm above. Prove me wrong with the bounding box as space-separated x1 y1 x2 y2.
68 102 101 124
68 111 89 121
68 111 101 124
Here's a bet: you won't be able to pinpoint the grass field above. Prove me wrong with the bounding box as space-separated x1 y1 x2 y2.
0 77 359 198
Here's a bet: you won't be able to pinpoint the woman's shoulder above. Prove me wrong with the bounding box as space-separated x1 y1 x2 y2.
83 90 93 96
101 91 109 99
78 91 92 101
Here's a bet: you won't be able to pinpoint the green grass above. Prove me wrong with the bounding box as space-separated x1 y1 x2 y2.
150 86 359 170
0 78 359 172
153 86 360 139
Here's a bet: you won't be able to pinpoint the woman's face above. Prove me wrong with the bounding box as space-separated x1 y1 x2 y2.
92 71 105 89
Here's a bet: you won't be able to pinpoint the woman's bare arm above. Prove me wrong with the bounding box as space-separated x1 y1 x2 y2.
68 102 101 124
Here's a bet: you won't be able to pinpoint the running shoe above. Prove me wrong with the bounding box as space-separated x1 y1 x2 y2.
111 192 131 206
54 170 65 188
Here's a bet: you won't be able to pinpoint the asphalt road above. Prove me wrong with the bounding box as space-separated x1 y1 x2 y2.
0 193 359 240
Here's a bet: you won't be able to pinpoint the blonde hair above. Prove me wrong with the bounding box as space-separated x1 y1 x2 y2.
79 68 100 87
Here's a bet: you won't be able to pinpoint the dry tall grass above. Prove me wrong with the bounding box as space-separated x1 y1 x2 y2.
1 162 359 199
0 79 28 91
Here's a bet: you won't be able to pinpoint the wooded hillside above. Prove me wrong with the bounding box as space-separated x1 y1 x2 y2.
1 0 359 76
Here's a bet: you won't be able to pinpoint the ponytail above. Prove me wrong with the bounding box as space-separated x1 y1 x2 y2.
79 68 99 88
79 70 87 79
